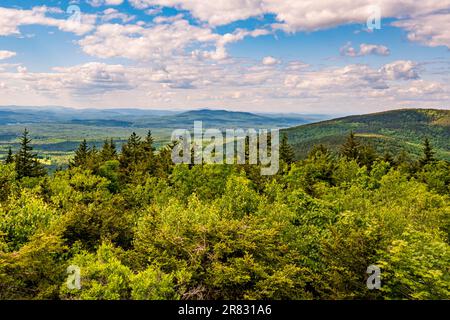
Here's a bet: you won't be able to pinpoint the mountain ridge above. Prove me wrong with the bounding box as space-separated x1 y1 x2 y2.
282 108 450 160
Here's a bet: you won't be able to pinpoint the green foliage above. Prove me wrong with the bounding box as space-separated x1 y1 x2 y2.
14 129 46 179
0 128 449 300
0 163 16 202
280 134 295 165
419 138 436 167
70 140 89 168
378 229 450 299
0 190 56 251
283 109 450 160
60 243 132 300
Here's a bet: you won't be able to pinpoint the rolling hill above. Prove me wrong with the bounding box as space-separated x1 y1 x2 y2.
282 108 450 160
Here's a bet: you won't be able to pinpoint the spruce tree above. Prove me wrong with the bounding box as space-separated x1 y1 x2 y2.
280 134 295 164
341 131 361 161
145 130 155 154
70 139 89 168
143 130 155 169
101 138 117 161
420 138 435 166
5 147 14 164
15 129 45 178
120 132 143 167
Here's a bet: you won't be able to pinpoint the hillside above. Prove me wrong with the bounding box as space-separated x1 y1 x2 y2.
282 108 450 160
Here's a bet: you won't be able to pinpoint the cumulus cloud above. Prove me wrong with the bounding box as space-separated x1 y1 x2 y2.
125 1 450 53
0 6 96 36
87 0 124 7
284 60 420 97
79 20 218 60
0 57 447 113
80 17 270 61
341 42 390 57
128 0 450 31
262 56 280 66
101 8 136 23
16 62 134 95
392 13 450 49
0 50 16 60
380 60 419 80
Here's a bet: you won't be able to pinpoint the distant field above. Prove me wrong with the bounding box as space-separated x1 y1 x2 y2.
0 124 172 169
0 107 319 169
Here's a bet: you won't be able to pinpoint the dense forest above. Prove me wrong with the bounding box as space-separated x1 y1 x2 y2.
284 109 450 160
0 128 449 300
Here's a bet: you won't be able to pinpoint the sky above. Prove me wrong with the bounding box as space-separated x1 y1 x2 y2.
0 0 449 114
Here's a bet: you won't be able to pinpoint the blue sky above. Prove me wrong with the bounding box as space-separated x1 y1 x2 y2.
0 0 449 114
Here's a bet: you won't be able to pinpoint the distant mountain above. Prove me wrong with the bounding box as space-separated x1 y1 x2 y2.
0 106 314 129
145 109 311 129
0 107 318 167
0 106 177 124
282 108 450 160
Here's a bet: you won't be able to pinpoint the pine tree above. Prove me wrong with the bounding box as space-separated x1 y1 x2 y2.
15 129 45 178
143 130 155 169
341 131 361 161
87 145 100 169
420 138 435 166
144 130 155 154
70 140 89 168
4 147 14 164
120 132 143 167
280 134 295 164
101 138 117 161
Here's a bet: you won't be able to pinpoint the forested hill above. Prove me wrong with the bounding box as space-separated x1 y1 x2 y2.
282 108 450 160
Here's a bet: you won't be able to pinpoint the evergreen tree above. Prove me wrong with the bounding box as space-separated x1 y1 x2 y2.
307 144 330 160
340 131 360 161
120 132 143 167
101 138 117 161
358 144 378 169
70 140 89 168
420 138 435 166
144 130 155 154
143 130 155 171
15 129 45 178
5 147 14 164
86 145 101 170
280 134 295 164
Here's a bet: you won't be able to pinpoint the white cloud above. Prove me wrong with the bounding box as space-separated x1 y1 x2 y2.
80 16 270 61
129 0 266 26
128 0 450 31
88 0 124 7
392 13 450 49
79 20 219 60
341 42 390 57
380 60 419 80
101 8 136 23
1 56 441 114
0 6 96 36
262 56 280 66
0 50 16 60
